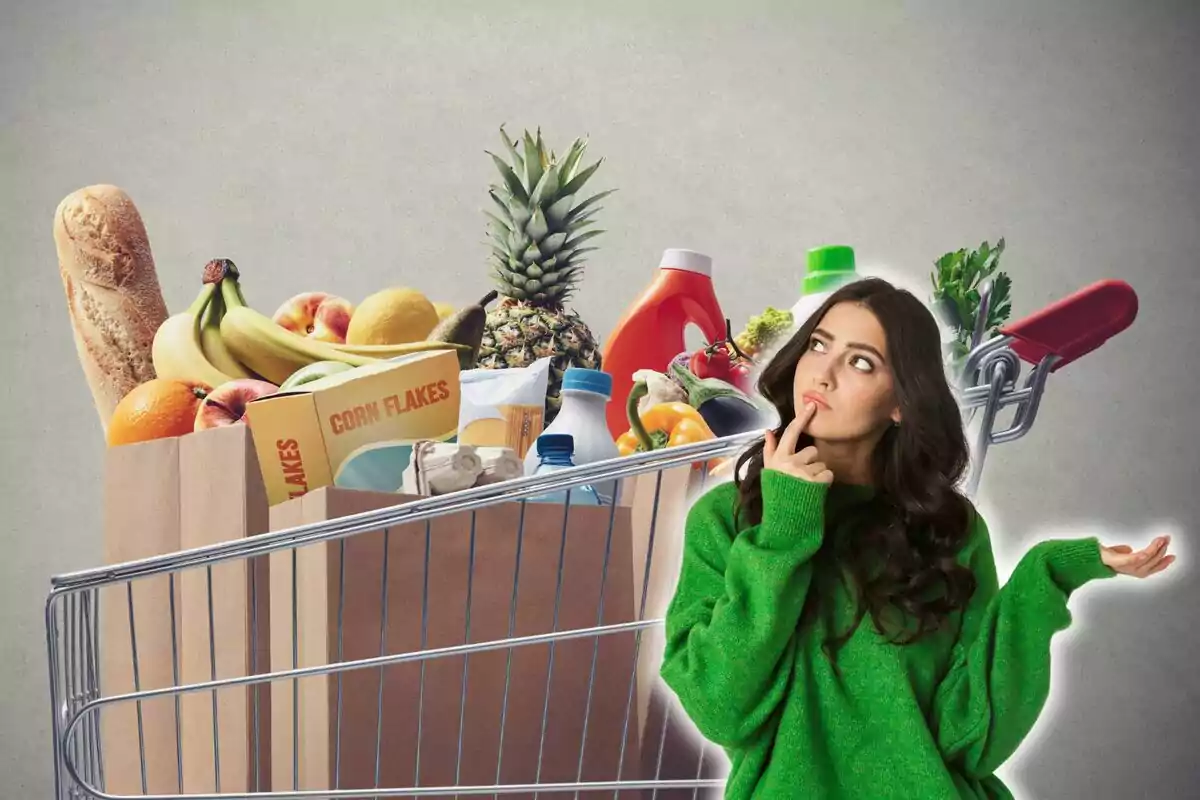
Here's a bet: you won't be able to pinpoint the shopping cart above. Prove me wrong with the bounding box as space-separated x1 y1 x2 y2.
43 280 1137 799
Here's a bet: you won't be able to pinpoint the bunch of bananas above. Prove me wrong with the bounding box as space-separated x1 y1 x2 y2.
152 259 469 388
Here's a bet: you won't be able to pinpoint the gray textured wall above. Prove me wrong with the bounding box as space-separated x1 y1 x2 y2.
3 1 1198 797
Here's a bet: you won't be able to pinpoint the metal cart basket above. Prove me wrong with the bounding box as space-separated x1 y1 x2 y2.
44 280 1136 799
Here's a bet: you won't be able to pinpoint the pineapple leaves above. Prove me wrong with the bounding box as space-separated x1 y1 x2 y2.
510 204 533 229
529 163 560 209
522 130 544 195
483 211 512 236
554 266 584 294
560 157 604 197
508 229 531 256
562 229 604 251
521 241 543 266
557 137 588 185
488 240 513 265
566 189 616 222
488 190 515 225
483 126 612 306
545 194 576 228
539 231 569 256
487 151 529 205
568 207 603 228
527 206 550 242
486 226 510 249
498 126 525 177
561 247 598 267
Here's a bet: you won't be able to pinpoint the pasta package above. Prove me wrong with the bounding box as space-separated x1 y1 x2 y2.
456 357 551 460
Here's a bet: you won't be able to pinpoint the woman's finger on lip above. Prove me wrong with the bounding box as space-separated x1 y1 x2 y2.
776 414 807 457
793 402 818 435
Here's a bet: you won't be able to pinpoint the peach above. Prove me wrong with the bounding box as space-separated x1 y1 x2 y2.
272 292 354 344
194 379 279 430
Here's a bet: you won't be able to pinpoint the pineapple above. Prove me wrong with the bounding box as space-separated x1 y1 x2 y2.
476 125 613 424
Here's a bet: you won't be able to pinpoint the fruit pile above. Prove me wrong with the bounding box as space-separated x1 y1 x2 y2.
113 258 487 446
66 128 785 467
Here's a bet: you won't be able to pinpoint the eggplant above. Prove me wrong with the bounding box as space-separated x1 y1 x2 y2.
669 361 769 436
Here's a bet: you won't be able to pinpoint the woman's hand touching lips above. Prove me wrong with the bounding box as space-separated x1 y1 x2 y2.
763 402 834 485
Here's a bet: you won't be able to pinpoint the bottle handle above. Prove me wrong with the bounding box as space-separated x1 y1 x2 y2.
680 296 729 346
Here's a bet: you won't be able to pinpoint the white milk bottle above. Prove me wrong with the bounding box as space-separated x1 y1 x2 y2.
524 368 620 504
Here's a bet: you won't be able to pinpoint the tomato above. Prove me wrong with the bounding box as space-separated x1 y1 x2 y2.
728 360 755 393
689 345 732 381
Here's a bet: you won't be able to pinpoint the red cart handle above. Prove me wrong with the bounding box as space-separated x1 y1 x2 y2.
1000 279 1138 372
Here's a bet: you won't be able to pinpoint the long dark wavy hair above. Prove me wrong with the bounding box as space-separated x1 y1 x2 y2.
733 277 977 664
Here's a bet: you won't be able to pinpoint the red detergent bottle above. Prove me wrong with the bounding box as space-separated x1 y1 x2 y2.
601 249 728 437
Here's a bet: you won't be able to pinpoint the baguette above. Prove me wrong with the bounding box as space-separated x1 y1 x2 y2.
54 185 169 432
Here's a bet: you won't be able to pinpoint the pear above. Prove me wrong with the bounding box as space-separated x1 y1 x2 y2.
430 290 498 369
279 360 355 391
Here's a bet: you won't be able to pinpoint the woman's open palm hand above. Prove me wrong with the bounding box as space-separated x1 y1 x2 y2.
764 402 834 485
1100 535 1175 578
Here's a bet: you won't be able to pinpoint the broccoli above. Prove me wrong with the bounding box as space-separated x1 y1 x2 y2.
734 307 795 358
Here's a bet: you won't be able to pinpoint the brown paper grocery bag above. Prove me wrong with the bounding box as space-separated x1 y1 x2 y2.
100 426 272 796
269 487 643 798
100 436 183 796
627 465 730 797
177 425 272 794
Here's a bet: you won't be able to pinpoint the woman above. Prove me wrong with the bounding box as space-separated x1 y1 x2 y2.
659 277 1173 799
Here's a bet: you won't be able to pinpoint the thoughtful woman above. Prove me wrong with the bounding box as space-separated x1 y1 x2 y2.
659 278 1173 799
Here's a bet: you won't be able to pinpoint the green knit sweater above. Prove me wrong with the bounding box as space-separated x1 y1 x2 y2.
660 469 1115 799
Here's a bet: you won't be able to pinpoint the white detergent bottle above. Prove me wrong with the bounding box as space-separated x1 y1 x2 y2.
790 245 862 329
524 368 621 504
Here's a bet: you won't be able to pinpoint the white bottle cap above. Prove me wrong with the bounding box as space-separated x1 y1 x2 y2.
659 249 712 277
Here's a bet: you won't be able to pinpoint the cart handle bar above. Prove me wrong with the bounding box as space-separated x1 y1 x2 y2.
1000 278 1137 372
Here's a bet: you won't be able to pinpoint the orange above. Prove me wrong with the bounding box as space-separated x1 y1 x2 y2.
107 378 211 447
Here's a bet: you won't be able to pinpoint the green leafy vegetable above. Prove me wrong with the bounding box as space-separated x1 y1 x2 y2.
734 306 795 357
930 238 1013 377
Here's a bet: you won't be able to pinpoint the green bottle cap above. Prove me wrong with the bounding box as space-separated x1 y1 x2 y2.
802 245 858 294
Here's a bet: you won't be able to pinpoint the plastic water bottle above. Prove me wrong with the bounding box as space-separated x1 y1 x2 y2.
523 368 621 504
527 433 604 506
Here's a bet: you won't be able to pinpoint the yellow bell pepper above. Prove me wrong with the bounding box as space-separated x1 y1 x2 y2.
618 380 715 456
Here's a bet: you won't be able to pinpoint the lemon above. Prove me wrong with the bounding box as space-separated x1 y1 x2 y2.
346 288 439 346
433 301 455 321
